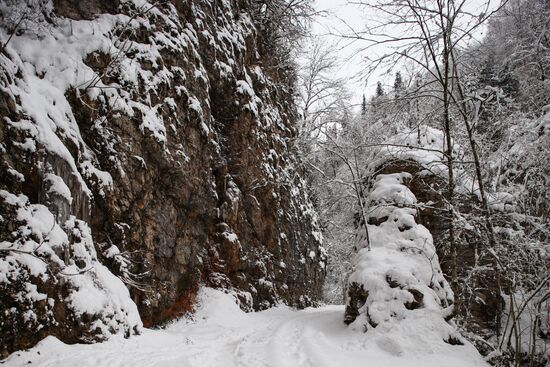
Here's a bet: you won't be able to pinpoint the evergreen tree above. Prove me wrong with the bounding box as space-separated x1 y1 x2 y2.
393 71 404 92
361 94 367 116
375 81 385 97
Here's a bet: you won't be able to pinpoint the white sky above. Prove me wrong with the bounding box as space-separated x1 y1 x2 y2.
311 0 370 108
310 0 497 109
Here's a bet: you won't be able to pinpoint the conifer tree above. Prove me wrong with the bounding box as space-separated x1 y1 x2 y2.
375 81 385 97
393 71 404 92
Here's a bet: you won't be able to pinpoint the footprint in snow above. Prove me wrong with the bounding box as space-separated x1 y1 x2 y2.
375 336 404 357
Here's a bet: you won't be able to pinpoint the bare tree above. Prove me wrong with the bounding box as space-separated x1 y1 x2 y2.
333 2 550 363
297 39 351 152
295 41 369 302
251 0 322 84
341 0 504 286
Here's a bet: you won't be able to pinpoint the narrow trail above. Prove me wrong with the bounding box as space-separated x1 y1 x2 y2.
4 289 487 367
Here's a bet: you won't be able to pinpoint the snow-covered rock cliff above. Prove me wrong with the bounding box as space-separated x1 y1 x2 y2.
0 0 325 356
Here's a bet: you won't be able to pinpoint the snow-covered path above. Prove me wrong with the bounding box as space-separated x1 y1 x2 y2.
4 289 488 367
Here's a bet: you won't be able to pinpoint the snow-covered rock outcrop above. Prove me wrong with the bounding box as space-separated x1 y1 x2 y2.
341 165 491 362
0 0 325 356
346 124 548 362
348 126 509 333
344 171 453 329
0 191 142 353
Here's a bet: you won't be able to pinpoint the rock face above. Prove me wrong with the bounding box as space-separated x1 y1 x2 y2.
0 0 325 356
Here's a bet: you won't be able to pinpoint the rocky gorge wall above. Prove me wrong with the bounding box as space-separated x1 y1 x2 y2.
0 0 325 356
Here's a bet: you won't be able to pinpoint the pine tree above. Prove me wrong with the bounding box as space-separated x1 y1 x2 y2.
393 71 404 92
361 94 367 116
375 81 385 97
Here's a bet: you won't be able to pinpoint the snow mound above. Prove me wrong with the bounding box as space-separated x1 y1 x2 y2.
353 308 488 366
190 287 248 328
367 126 462 178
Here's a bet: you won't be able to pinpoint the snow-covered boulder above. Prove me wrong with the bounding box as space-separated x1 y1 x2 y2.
0 191 141 357
345 172 453 329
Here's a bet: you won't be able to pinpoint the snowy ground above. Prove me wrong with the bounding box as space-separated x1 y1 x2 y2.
4 288 488 367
